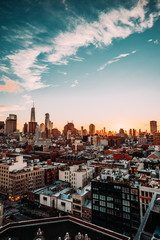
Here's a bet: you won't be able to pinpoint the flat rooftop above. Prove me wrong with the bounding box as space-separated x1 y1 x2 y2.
0 216 130 240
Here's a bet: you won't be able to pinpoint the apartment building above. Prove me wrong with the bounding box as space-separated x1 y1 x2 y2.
59 165 94 189
0 155 45 200
72 184 91 218
139 184 160 220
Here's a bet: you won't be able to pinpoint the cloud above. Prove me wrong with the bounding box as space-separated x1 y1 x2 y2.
62 0 68 11
69 56 84 62
48 1 158 65
115 53 130 59
97 50 136 71
71 80 79 87
7 46 52 91
0 76 22 93
0 105 24 113
154 40 159 44
97 59 119 71
57 70 67 75
148 39 152 42
0 64 9 73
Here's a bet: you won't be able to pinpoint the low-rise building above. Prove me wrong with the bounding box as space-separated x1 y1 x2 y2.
59 165 94 189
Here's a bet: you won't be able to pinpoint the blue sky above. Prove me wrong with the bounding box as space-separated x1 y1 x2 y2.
0 0 160 132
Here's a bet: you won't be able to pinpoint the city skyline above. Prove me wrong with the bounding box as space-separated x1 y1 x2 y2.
0 0 160 131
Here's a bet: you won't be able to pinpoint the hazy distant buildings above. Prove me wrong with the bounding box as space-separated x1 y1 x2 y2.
89 124 95 135
150 120 157 135
153 132 160 145
40 123 45 132
5 114 17 134
0 121 4 130
63 122 78 137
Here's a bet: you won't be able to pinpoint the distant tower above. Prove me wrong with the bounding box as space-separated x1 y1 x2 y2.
89 124 95 135
5 114 17 134
45 113 50 130
23 122 28 134
29 104 37 135
30 103 36 122
150 121 157 135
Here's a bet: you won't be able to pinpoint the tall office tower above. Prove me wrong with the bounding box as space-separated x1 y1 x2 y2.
5 114 17 134
30 104 35 122
29 105 37 135
40 123 45 132
45 113 50 129
23 122 28 134
81 126 84 136
89 124 95 135
133 128 136 138
150 121 157 135
129 129 132 136
49 121 53 130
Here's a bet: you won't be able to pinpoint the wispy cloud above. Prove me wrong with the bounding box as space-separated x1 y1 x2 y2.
71 80 79 87
0 76 22 93
97 50 136 71
57 70 67 75
0 64 9 73
7 46 52 91
148 38 159 44
62 0 68 11
0 104 24 113
115 53 130 59
48 1 157 65
97 59 119 71
154 40 159 44
69 56 84 62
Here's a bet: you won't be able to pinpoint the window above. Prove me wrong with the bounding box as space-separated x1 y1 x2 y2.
100 207 106 213
123 206 130 213
99 195 105 200
123 200 130 206
93 187 98 191
93 205 99 211
107 203 113 208
122 187 129 193
107 209 114 215
100 201 105 206
93 194 98 199
93 199 99 205
107 196 113 201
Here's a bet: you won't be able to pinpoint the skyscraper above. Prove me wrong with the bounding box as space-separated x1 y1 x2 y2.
30 104 35 122
150 121 157 135
89 124 95 135
5 114 17 134
45 113 50 130
29 104 37 135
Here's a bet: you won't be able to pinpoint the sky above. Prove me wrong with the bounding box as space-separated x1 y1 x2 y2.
0 0 160 132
